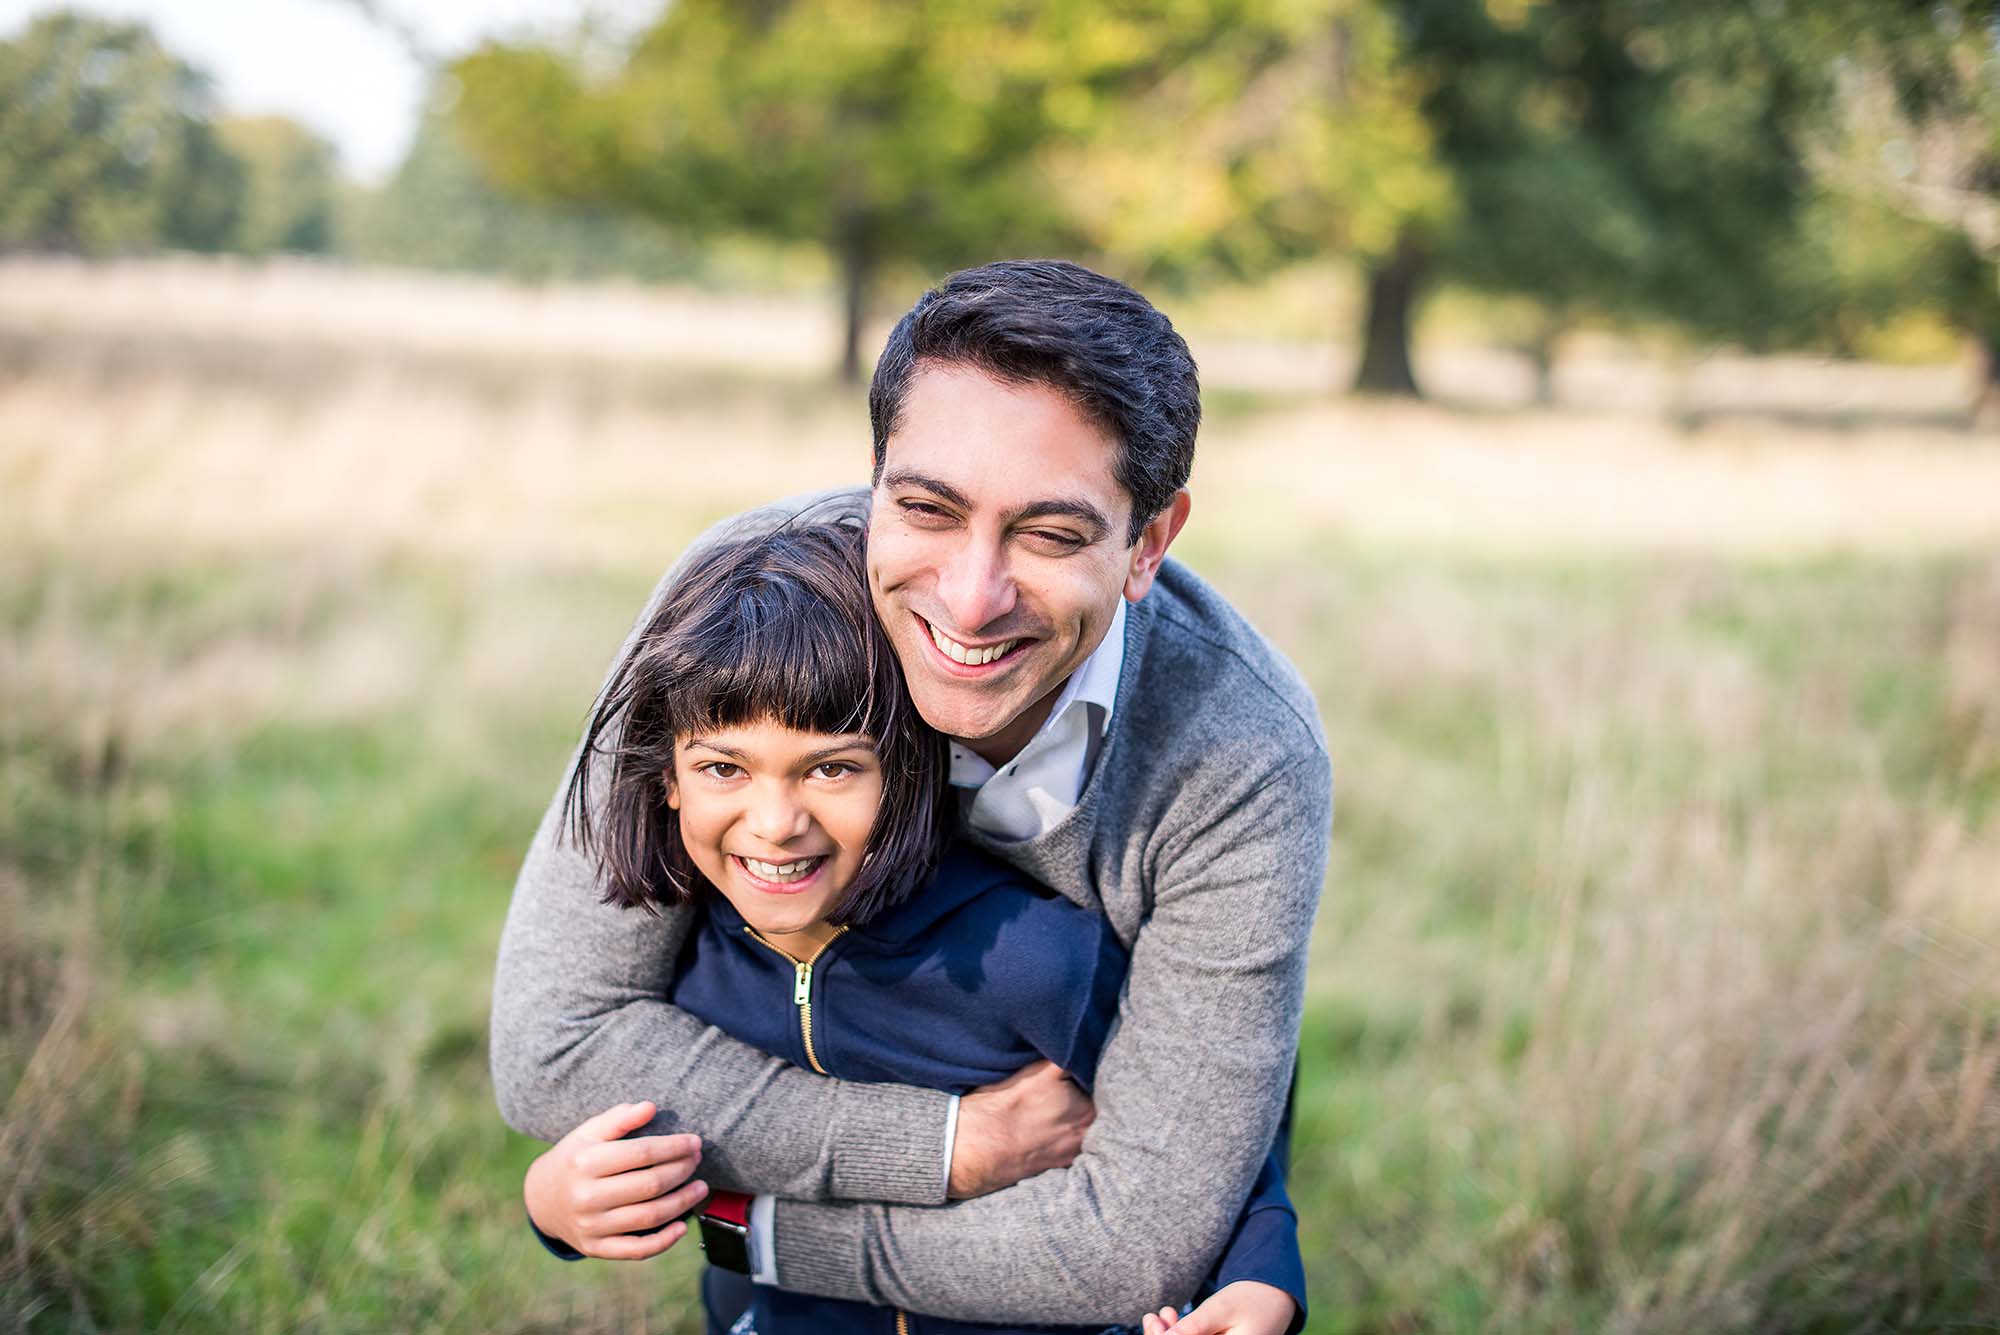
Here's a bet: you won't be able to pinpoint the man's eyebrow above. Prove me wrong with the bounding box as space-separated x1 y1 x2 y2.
883 468 1112 541
1012 498 1111 540
880 468 971 510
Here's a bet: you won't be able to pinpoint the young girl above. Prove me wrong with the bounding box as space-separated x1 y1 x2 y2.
526 519 1303 1335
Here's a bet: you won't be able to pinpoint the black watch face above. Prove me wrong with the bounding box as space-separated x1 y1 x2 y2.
699 1217 753 1275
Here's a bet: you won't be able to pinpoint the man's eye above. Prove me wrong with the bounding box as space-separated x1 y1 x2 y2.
900 500 954 524
1023 529 1085 551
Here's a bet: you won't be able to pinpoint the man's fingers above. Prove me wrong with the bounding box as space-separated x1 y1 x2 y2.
598 1176 710 1236
581 1132 702 1178
589 1218 688 1261
574 1100 657 1143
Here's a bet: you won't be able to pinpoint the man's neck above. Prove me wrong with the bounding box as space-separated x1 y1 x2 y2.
962 681 1065 769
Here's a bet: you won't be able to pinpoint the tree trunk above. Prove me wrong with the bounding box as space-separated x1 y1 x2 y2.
1353 234 1427 397
837 225 873 387
1528 308 1564 407
1975 325 2000 431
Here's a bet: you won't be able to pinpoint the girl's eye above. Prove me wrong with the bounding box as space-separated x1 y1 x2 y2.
700 762 742 780
811 761 858 780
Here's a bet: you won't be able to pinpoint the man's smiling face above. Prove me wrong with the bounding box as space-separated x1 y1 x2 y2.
867 363 1185 767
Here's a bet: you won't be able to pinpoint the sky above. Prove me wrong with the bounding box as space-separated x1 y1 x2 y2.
0 0 652 183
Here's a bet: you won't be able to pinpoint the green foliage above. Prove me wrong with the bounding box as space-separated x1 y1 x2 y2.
450 1 1202 374
215 115 338 256
0 10 243 254
1050 0 1454 283
1389 0 1835 348
342 89 698 284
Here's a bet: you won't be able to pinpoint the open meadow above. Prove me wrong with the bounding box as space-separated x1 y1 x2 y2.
3 257 1999 1333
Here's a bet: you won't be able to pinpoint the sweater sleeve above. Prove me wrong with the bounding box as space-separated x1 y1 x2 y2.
489 493 955 1206
768 748 1333 1323
1201 1077 1307 1333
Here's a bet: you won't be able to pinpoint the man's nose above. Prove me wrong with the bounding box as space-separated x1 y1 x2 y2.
934 539 1016 634
744 783 812 844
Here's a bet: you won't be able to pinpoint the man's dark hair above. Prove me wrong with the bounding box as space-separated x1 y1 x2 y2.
869 259 1200 544
563 519 951 926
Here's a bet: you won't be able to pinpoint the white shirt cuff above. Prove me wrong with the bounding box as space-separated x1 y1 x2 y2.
941 1092 961 1195
748 1194 777 1285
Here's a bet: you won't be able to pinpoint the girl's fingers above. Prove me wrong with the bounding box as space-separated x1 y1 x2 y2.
574 1101 657 1144
1143 1316 1163 1335
598 1177 710 1236
582 1132 703 1177
589 1218 688 1261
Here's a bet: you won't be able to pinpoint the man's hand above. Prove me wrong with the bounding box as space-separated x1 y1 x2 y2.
1140 1282 1297 1335
524 1101 709 1259
947 1059 1095 1199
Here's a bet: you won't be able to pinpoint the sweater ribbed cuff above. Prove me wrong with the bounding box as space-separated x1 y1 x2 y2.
770 1198 871 1299
828 1080 954 1205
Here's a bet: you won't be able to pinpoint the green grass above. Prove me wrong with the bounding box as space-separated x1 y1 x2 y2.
5 543 1998 1332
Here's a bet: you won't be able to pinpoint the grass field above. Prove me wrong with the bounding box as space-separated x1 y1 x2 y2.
3 257 1998 1333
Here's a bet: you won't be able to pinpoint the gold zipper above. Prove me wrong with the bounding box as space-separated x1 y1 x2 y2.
743 924 849 1075
894 1312 910 1335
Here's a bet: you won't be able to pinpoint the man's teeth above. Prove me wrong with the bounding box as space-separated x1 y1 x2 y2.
742 857 821 882
927 621 1018 666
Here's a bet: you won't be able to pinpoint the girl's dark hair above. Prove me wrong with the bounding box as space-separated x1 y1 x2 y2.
563 518 951 926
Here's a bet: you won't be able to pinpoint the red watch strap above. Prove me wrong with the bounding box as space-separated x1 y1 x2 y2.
703 1189 753 1227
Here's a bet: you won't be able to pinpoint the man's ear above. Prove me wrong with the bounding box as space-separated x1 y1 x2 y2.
1123 489 1192 602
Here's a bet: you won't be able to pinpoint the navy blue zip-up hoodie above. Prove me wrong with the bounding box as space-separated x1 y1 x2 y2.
670 843 1305 1335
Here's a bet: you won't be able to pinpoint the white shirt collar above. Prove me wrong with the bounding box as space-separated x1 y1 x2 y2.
947 596 1127 797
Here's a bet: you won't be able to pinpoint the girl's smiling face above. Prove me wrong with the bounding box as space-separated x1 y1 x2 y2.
667 718 885 944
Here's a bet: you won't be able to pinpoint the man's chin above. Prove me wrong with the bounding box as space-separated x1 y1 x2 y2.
906 685 1020 746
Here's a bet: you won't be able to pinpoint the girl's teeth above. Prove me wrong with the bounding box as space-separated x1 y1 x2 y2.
927 621 1017 666
743 857 820 882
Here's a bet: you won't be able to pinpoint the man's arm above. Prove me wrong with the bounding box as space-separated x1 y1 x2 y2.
767 749 1333 1323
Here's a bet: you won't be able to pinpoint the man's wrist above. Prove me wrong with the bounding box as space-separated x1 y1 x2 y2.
825 1081 957 1205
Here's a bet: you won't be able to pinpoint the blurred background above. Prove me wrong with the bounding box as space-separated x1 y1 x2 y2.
3 1 1999 1331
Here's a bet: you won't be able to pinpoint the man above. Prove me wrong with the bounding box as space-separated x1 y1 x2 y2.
492 260 1332 1328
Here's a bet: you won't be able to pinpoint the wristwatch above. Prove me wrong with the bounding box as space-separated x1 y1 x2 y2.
697 1190 755 1274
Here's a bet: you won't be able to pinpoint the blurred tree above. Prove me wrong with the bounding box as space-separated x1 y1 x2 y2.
343 86 697 283
1083 0 1838 398
0 10 243 254
1803 2 2000 416
1044 0 1453 394
449 2 1232 382
216 115 338 255
1366 0 1829 395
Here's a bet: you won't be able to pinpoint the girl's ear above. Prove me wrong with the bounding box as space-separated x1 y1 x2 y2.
664 767 680 811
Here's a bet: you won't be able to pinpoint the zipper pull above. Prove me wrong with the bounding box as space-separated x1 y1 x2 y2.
793 961 811 1006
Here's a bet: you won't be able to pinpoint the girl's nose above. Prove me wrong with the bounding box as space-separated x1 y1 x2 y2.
744 784 812 844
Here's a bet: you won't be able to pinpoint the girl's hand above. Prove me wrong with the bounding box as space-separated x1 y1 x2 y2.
524 1101 709 1259
1140 1281 1297 1335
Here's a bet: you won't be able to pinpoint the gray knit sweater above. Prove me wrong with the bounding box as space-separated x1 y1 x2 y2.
490 490 1332 1323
